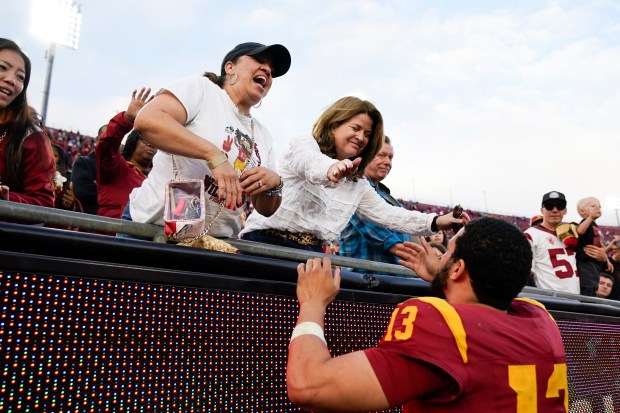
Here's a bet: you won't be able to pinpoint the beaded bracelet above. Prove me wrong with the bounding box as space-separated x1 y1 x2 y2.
265 176 284 197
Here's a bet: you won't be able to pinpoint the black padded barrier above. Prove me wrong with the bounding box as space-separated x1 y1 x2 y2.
1 223 619 412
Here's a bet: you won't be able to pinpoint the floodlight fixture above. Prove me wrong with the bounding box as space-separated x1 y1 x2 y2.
30 0 82 126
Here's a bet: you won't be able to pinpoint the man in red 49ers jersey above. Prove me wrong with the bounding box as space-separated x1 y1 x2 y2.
524 191 579 294
287 217 568 412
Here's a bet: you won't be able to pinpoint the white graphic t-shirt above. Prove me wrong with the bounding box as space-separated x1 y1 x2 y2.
129 75 275 237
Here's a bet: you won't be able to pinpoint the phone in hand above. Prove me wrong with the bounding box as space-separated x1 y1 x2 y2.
452 204 464 233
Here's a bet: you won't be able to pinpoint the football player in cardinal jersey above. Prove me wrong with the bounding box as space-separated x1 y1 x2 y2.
287 217 568 413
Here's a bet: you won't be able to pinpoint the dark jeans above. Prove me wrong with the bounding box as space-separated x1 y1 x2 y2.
241 230 323 253
578 260 602 296
116 201 151 241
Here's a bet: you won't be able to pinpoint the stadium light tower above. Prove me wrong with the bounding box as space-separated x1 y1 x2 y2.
608 197 620 227
30 0 82 127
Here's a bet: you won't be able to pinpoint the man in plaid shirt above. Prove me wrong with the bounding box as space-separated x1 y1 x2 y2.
339 136 411 275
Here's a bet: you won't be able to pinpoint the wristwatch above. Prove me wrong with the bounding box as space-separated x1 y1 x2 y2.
207 152 228 169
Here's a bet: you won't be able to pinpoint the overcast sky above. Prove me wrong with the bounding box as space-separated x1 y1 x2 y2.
5 0 620 227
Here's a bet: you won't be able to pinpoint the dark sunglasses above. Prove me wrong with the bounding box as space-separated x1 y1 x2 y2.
543 202 566 211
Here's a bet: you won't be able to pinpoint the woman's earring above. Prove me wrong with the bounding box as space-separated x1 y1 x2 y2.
253 100 262 109
229 73 238 86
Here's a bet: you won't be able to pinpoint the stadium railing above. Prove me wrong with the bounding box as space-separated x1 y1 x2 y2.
1 201 619 412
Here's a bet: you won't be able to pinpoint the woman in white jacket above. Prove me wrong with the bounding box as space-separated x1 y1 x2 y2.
240 96 467 252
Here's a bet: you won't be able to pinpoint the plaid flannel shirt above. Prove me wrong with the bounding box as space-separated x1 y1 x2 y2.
339 180 411 275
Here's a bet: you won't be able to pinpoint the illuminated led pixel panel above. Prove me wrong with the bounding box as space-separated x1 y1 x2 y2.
559 319 620 413
1 271 619 412
0 272 392 412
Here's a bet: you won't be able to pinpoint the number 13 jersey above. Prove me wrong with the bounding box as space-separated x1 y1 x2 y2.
365 297 568 412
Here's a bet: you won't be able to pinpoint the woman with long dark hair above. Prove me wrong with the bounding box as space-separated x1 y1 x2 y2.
0 38 55 206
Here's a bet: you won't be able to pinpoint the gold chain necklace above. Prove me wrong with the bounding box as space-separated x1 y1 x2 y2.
246 118 256 168
225 90 256 166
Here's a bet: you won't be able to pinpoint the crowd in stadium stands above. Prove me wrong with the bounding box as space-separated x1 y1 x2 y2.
401 200 618 239
34 121 620 238
34 127 620 257
36 128 620 244
46 126 95 164
1 38 618 304
2 122 617 302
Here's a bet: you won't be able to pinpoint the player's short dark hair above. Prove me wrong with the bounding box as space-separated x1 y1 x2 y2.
453 217 532 310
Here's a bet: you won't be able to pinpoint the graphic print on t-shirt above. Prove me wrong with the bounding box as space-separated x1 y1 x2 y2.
221 125 258 173
203 125 262 204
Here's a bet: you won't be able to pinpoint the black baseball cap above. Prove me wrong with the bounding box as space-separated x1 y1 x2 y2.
542 191 567 207
221 42 291 78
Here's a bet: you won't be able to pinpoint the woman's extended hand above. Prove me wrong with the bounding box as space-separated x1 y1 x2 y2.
240 166 281 197
436 210 470 231
327 157 362 183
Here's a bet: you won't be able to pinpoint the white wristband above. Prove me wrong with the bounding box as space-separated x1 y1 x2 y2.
290 321 327 346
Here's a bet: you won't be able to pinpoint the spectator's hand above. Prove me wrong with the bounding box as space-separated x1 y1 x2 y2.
297 257 341 309
327 157 362 183
61 182 77 210
589 207 602 220
239 166 281 197
583 245 608 263
126 87 154 123
605 238 620 253
210 161 243 210
387 243 405 257
393 237 440 282
605 259 614 273
0 185 9 200
436 211 470 231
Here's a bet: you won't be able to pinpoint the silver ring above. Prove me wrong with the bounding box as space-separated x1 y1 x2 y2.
258 180 264 188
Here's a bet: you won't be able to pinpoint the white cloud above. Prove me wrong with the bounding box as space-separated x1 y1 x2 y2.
245 8 286 27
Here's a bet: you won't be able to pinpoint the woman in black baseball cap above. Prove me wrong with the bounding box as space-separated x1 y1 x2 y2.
219 42 291 79
125 42 291 239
